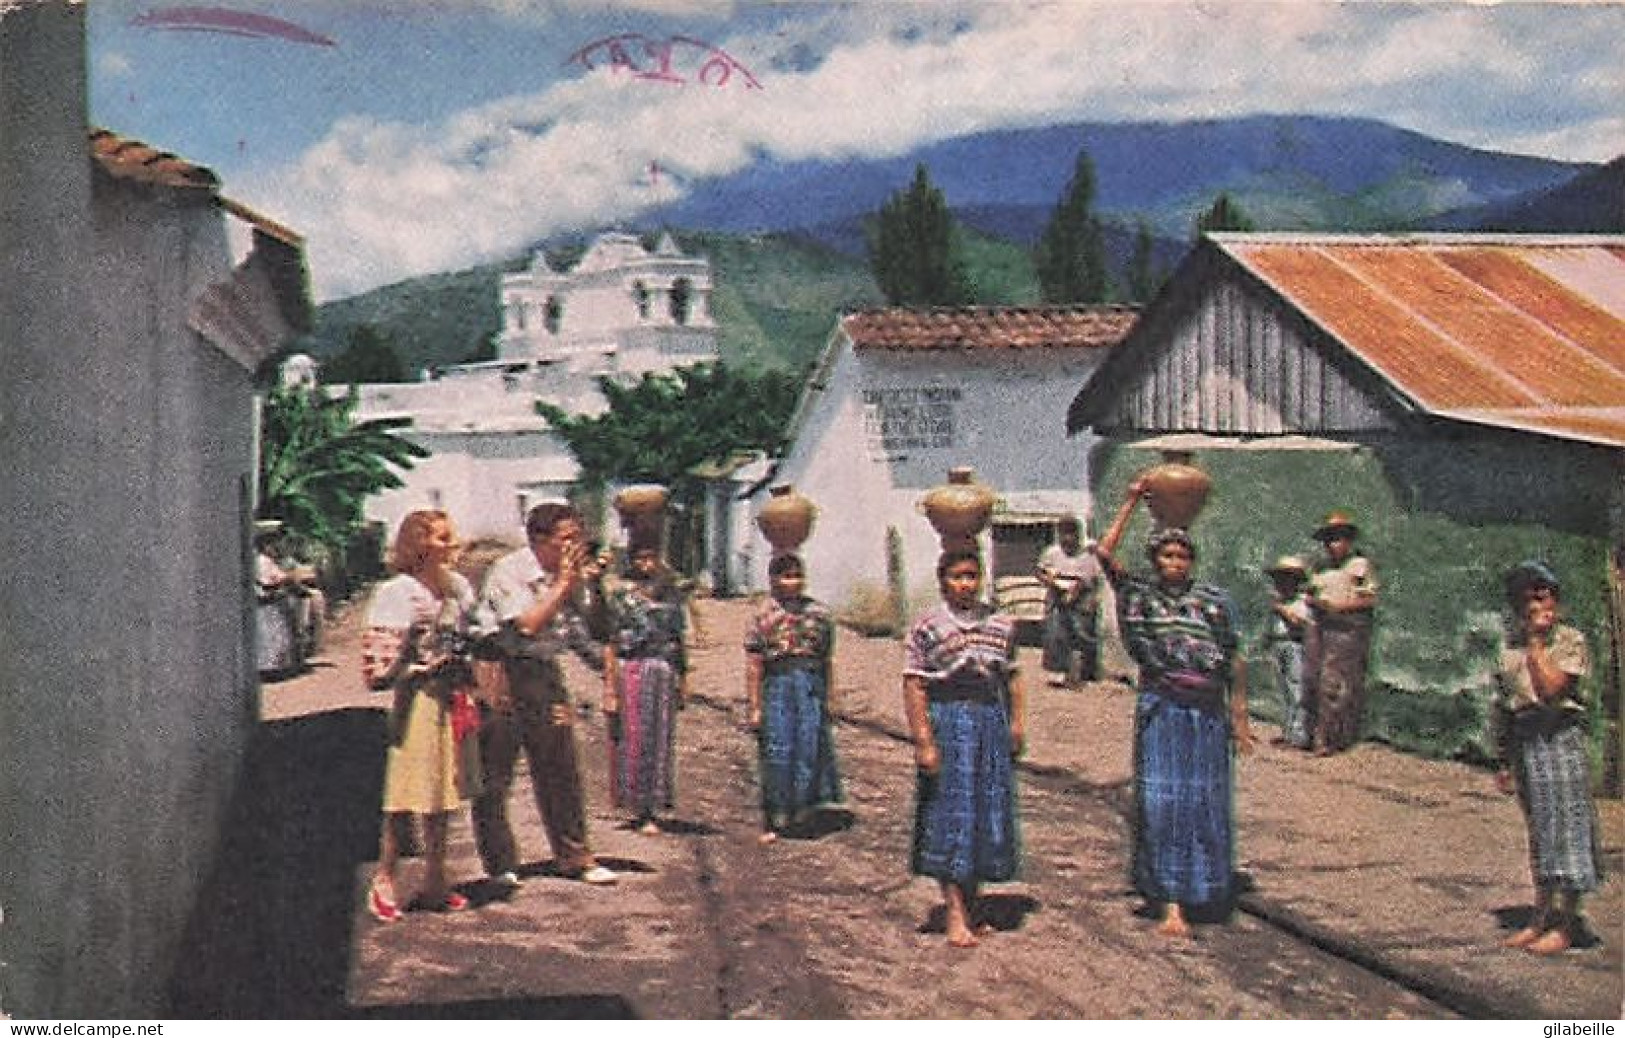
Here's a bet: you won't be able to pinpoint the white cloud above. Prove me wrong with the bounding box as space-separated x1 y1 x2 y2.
250 1 1623 300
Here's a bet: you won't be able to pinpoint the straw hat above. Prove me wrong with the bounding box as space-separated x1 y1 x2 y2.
1265 554 1308 578
1313 511 1360 541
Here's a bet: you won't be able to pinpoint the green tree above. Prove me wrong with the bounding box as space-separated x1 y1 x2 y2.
1194 192 1256 239
867 164 973 306
257 384 427 556
324 324 405 384
537 362 800 497
1125 218 1163 303
1036 149 1110 303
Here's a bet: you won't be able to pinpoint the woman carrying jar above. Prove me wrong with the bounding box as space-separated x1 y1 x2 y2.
744 553 842 843
361 509 483 922
903 548 1026 948
602 539 690 835
1097 478 1255 940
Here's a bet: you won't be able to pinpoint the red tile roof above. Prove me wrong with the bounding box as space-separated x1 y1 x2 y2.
842 305 1138 351
1218 234 1625 447
89 127 219 191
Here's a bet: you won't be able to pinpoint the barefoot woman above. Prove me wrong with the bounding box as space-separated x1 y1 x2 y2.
903 548 1026 948
1097 479 1255 939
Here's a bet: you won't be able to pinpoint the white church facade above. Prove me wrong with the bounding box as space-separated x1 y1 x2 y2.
349 232 718 541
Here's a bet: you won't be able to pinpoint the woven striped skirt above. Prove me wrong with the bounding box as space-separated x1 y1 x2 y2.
1516 722 1602 893
758 664 842 821
911 698 1020 885
608 657 678 818
1133 688 1234 907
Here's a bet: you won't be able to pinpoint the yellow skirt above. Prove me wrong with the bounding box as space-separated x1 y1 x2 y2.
383 687 482 814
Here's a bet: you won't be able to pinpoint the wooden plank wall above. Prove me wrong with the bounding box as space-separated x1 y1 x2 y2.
1112 274 1393 436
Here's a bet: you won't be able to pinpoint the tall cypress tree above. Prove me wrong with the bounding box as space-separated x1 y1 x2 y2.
868 164 972 306
1126 219 1161 304
1036 149 1109 303
1194 192 1256 239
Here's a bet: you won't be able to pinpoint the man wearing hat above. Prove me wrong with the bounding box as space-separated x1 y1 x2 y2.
1263 556 1313 750
1304 511 1379 755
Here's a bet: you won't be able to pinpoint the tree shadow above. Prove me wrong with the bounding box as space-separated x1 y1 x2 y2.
166 708 388 1017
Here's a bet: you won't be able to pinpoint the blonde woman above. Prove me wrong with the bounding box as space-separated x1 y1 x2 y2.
361 510 483 921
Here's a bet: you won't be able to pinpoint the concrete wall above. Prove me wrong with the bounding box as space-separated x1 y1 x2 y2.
760 340 1106 619
0 3 257 1016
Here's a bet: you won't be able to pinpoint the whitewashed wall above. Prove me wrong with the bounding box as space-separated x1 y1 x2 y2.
753 338 1107 615
366 427 578 542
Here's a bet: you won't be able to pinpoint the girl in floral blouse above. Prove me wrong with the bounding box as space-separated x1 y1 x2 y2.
744 554 842 843
903 548 1026 948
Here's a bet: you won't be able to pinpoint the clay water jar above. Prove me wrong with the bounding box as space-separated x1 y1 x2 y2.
1143 451 1211 530
613 483 668 542
919 466 997 551
756 484 817 554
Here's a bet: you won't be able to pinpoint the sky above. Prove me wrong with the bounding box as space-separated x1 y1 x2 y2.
87 1 1625 303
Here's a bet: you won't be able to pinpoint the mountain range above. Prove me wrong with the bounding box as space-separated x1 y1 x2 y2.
300 115 1619 379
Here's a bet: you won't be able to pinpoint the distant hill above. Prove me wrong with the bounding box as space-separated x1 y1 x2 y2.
301 114 1608 379
1426 155 1625 233
655 114 1591 240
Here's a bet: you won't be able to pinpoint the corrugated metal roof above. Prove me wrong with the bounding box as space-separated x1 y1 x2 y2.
1215 233 1625 447
842 305 1138 351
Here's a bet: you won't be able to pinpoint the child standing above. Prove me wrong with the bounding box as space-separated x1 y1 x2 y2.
744 554 842 843
1264 556 1313 750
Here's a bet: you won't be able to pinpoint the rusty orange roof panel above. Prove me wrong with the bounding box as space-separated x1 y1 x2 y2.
1218 235 1625 445
1324 246 1625 408
1233 244 1537 409
842 306 1138 352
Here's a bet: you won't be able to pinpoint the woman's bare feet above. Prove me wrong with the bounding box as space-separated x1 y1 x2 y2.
946 926 981 948
638 819 661 835
1526 928 1572 955
1501 925 1543 949
757 829 779 845
1155 903 1193 940
943 882 979 948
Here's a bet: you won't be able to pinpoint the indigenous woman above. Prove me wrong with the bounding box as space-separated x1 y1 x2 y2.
602 541 689 835
744 553 841 843
1304 511 1378 755
1097 479 1254 940
361 509 483 922
903 548 1026 949
1492 561 1601 956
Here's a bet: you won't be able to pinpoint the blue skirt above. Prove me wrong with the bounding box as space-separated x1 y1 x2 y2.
1133 689 1234 907
912 698 1020 885
1516 722 1602 893
758 666 842 820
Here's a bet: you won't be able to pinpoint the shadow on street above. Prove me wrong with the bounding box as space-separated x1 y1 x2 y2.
166 708 387 1017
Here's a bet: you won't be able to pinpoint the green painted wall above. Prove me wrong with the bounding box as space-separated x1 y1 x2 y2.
1092 436 1617 779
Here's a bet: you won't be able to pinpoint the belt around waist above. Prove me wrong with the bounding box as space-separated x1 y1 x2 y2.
765 656 824 675
926 679 1002 704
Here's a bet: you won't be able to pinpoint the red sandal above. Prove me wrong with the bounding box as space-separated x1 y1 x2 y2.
369 878 402 924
